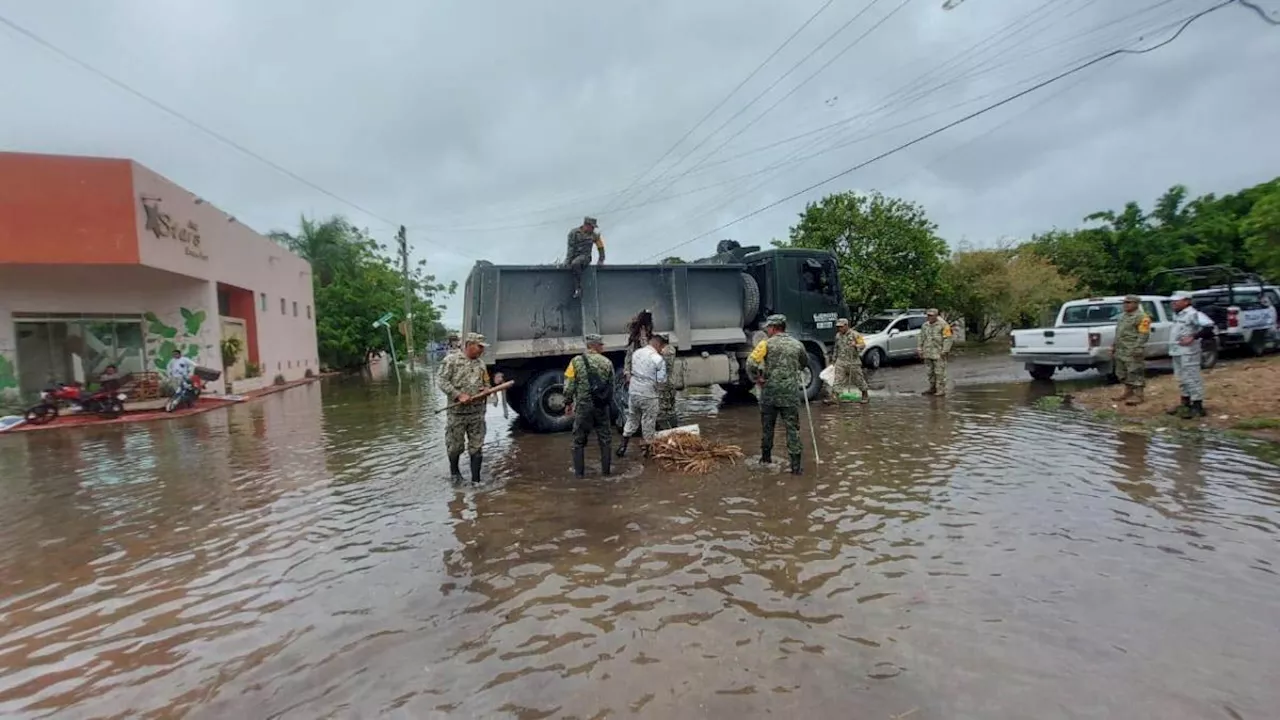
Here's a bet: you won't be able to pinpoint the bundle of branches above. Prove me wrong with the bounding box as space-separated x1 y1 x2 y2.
649 432 744 475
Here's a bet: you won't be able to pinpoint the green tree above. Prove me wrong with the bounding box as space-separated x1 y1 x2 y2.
271 216 455 369
942 247 1078 340
776 191 949 319
1242 184 1280 280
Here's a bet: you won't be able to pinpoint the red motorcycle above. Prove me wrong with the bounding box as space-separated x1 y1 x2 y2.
24 381 127 425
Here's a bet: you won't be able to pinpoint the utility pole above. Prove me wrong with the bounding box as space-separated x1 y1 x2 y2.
397 225 417 375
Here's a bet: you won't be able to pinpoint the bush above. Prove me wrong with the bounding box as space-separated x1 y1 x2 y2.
304 368 315 378
273 374 287 386
244 362 262 379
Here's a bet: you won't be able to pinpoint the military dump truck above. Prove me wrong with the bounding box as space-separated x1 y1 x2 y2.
460 241 846 433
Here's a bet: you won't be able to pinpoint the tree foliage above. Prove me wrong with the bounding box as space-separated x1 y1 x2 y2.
270 216 456 369
942 248 1080 340
776 191 949 321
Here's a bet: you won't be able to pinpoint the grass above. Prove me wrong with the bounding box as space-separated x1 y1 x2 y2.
1232 417 1280 430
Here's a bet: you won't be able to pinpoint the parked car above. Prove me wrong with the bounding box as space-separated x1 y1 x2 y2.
1190 284 1278 356
1009 294 1217 381
855 309 930 370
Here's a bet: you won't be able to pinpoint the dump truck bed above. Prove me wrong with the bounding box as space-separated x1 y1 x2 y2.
462 262 753 362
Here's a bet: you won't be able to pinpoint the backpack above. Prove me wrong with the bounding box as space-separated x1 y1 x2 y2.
576 356 614 407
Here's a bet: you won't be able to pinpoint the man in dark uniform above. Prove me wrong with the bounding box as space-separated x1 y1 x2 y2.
565 216 606 299
564 333 615 477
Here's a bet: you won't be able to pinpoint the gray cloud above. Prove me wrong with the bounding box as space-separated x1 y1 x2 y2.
2 0 1277 325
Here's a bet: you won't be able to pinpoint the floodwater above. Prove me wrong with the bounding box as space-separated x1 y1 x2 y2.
1 369 1279 720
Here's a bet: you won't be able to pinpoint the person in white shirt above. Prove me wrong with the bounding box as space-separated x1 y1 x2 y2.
616 333 669 458
1166 290 1216 419
166 350 196 383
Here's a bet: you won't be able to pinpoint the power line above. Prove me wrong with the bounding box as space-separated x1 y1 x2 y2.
0 11 468 259
642 0 1249 262
600 0 838 215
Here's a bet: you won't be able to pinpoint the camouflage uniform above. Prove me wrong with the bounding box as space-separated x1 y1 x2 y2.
1111 296 1150 401
917 313 954 395
657 345 677 430
565 216 605 298
745 314 808 474
1167 293 1214 418
829 320 869 402
564 335 615 475
436 333 491 482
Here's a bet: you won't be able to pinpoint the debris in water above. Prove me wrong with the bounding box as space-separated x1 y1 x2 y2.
650 431 744 475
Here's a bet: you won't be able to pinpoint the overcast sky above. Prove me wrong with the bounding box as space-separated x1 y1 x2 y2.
3 0 1277 326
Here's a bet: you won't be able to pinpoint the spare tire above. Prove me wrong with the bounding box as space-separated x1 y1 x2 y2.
742 273 761 326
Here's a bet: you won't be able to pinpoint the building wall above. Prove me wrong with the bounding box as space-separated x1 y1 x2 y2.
0 153 140 265
0 264 219 399
130 163 319 380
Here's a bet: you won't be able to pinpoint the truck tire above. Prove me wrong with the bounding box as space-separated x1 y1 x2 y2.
741 273 761 326
803 348 824 401
1028 365 1055 381
521 369 574 433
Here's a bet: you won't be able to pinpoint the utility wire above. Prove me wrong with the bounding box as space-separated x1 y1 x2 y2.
642 0 1249 262
0 11 467 258
600 0 838 215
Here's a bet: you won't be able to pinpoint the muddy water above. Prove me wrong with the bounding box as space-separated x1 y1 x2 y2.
1 376 1278 719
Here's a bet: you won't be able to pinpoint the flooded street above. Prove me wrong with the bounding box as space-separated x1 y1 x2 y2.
2 370 1279 720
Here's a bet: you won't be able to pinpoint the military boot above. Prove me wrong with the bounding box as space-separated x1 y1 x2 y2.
448 454 463 483
1167 396 1190 416
1189 400 1206 418
615 435 630 458
1125 387 1144 406
789 455 803 476
760 449 773 465
469 453 483 484
1113 385 1133 402
572 447 586 477
600 446 613 477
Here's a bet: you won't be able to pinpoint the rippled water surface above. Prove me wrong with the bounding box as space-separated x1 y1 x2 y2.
1 377 1278 719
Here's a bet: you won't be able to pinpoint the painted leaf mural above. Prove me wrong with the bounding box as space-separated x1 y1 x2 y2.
186 344 200 358
0 353 17 391
146 307 211 369
180 307 207 336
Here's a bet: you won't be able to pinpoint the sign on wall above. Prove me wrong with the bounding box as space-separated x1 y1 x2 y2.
141 196 208 260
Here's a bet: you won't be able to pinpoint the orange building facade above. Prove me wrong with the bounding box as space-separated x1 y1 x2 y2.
0 152 318 402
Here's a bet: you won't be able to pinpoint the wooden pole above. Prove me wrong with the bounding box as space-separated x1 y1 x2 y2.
397 225 417 375
436 381 514 413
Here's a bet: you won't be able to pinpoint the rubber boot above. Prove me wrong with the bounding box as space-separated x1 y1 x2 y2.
760 449 773 465
469 453 483 484
448 454 463 483
1125 387 1144 406
641 442 652 459
600 446 612 477
1113 385 1132 402
789 455 803 476
572 447 585 477
1167 396 1190 416
1189 400 1206 418
615 435 630 457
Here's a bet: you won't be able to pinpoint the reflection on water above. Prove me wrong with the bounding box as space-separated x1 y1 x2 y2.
1 378 1278 719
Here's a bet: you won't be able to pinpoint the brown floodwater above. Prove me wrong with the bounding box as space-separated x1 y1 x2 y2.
1 373 1278 719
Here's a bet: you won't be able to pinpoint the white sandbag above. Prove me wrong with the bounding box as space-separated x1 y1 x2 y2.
818 365 836 384
655 424 700 439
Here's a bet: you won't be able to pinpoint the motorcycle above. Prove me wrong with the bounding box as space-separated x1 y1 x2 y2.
164 366 221 413
24 382 127 425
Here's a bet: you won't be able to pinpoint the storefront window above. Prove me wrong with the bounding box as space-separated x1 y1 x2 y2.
12 314 149 397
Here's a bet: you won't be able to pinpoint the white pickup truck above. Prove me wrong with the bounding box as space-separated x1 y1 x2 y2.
1190 284 1278 356
1009 295 1217 381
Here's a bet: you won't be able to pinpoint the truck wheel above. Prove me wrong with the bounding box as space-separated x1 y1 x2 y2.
521 369 574 433
863 347 884 370
1200 342 1219 369
803 349 824 401
741 273 761 326
1248 332 1266 357
1028 366 1055 381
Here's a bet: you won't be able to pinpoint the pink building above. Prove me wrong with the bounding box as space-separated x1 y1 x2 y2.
0 152 319 402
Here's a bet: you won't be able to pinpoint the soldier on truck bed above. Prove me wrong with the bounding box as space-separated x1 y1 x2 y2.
565 216 605 299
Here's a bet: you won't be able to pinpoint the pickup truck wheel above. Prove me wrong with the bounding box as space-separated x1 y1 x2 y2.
1200 342 1219 369
803 349 824 401
1028 366 1055 381
1248 333 1266 357
522 369 574 433
863 347 884 370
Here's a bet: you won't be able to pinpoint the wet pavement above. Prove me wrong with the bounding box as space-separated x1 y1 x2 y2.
1 367 1278 719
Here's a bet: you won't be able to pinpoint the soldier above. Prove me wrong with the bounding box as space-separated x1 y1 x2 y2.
1110 294 1151 405
565 216 606 299
436 333 492 484
828 318 870 404
564 333 615 476
656 342 677 430
1166 290 1215 419
916 308 953 396
745 314 808 475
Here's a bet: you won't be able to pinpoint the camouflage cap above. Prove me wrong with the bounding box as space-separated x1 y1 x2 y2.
583 216 598 226
926 308 939 316
836 318 849 327
1123 294 1141 302
652 332 669 344
584 333 604 345
765 314 787 327
464 332 488 346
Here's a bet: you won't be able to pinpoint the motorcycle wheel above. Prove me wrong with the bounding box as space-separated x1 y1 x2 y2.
24 404 58 425
165 395 181 413
100 399 125 419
